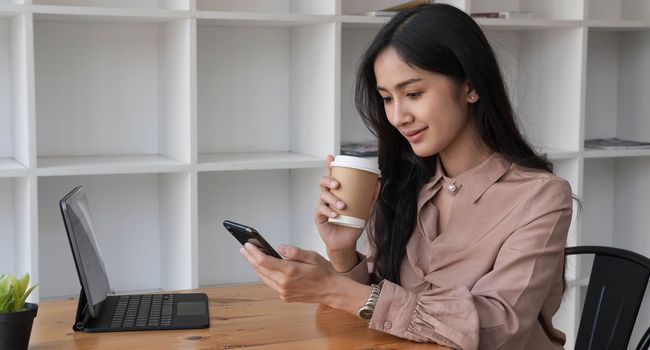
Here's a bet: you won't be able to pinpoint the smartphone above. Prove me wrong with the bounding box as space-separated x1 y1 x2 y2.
223 220 283 259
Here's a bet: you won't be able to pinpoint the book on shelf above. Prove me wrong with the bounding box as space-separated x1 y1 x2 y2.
363 0 434 17
471 11 532 19
584 137 650 150
341 142 378 157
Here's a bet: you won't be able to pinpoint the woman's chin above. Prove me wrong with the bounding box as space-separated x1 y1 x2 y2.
411 144 438 158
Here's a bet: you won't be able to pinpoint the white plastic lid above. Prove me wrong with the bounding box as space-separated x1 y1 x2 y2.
330 155 381 176
328 215 367 229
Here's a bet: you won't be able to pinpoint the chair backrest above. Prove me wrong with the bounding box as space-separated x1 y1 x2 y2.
566 246 650 350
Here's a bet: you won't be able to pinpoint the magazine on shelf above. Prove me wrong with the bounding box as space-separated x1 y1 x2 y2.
470 11 532 19
363 0 434 16
341 142 379 157
584 137 650 150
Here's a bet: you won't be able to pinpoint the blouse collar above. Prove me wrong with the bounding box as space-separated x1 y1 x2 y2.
422 152 512 203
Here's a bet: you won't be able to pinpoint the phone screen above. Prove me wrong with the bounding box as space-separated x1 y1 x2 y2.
223 220 283 259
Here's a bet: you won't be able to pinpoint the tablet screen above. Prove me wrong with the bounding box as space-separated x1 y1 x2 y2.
60 186 111 318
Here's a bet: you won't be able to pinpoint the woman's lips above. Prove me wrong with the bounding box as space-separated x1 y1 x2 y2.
403 127 427 142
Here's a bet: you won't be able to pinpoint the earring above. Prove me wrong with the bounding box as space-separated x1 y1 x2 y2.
469 94 478 102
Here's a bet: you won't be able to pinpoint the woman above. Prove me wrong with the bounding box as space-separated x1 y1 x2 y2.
240 4 573 349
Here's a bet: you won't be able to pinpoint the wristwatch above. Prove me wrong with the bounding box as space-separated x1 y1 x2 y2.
358 282 382 321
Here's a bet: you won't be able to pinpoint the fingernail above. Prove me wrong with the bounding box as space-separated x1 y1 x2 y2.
240 247 245 255
336 201 344 209
278 244 288 256
330 181 337 188
330 211 337 218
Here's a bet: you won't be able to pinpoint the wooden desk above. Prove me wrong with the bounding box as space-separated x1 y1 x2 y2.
30 283 449 349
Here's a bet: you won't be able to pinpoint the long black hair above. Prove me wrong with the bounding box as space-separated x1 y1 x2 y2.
356 4 554 284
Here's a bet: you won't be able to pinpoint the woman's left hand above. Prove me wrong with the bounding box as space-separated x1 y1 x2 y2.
240 243 340 305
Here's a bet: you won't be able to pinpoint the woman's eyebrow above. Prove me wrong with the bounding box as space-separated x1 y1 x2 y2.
376 78 423 92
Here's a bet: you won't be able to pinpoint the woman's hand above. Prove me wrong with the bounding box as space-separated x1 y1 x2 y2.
314 154 380 272
314 155 381 253
240 243 372 314
240 243 337 304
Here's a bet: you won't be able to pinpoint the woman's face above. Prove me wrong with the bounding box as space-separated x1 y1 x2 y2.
374 47 477 157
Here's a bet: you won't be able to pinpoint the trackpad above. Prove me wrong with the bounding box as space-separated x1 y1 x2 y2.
177 302 207 316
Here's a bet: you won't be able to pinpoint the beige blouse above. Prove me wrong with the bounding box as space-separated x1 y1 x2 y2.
343 152 573 350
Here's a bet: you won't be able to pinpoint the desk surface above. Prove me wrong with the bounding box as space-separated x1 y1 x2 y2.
30 283 448 349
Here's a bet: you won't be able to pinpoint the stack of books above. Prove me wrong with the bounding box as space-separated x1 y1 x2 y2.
470 11 532 19
584 137 650 150
341 142 379 157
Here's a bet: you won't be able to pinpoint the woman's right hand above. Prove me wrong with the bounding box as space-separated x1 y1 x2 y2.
313 155 380 253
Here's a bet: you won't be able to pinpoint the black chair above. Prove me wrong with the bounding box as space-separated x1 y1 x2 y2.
566 246 650 350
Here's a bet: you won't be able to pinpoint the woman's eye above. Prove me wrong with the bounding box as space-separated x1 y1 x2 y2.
406 92 422 99
382 96 393 103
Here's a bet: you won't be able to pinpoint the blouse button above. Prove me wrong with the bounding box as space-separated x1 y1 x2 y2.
384 321 392 330
447 182 457 193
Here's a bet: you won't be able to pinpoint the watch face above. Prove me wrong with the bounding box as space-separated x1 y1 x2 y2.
359 307 374 320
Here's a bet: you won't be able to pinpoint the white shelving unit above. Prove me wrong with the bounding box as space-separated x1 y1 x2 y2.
0 1 648 348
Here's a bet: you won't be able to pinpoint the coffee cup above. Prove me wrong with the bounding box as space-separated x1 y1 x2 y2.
328 155 381 229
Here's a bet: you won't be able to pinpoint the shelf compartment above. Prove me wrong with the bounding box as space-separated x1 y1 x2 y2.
196 0 335 15
339 26 379 149
32 0 190 10
37 155 189 176
582 157 650 252
197 168 322 286
484 27 584 153
585 30 650 149
0 14 32 172
198 152 322 172
0 177 33 288
197 21 336 160
470 0 584 20
588 0 650 20
0 178 17 279
38 172 193 299
33 15 191 163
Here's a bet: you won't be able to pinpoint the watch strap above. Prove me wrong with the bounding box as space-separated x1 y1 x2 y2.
358 282 382 321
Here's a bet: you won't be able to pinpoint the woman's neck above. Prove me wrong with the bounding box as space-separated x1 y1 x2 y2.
438 125 493 178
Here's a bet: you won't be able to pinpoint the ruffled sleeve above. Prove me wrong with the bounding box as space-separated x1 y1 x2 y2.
369 280 479 349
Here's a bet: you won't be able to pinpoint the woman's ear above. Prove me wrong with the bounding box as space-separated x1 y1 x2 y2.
464 81 479 103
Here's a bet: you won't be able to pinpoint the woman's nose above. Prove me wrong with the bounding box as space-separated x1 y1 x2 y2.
389 101 412 127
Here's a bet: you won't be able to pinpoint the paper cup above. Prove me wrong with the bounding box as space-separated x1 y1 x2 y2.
328 156 381 229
